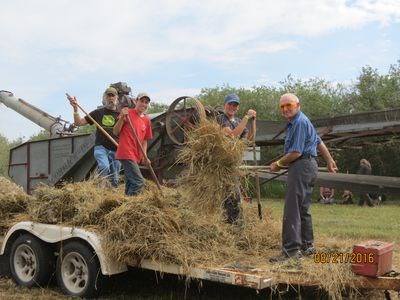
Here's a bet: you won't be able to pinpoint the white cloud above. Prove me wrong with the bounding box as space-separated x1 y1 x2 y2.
354 0 400 25
1 0 400 139
2 0 399 72
150 87 203 105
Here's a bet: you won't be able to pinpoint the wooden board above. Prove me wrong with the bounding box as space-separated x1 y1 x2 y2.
259 171 400 195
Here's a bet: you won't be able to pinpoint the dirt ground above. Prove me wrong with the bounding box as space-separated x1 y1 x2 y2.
0 269 298 300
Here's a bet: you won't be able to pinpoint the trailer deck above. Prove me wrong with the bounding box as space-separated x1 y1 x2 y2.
136 260 273 290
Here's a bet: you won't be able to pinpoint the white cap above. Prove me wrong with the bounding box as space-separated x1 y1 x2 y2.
136 92 151 102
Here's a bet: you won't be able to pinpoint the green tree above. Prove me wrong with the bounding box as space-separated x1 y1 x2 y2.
198 84 282 120
197 77 348 121
0 134 24 177
28 125 96 142
0 134 9 177
148 102 169 114
29 130 52 141
278 74 349 118
348 61 400 112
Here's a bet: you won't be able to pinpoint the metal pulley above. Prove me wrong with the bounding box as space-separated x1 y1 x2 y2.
165 96 207 145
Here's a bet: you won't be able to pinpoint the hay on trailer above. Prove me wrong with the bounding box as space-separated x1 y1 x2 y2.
99 116 282 269
269 240 362 300
0 177 32 234
0 177 31 214
306 260 358 300
101 183 238 270
234 203 281 254
176 118 248 212
28 178 125 226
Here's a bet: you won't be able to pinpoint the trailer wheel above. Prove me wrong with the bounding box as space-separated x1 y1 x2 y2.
56 241 103 298
10 233 54 287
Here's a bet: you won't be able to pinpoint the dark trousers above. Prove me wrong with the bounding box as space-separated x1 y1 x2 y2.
282 158 318 256
223 193 241 224
358 193 373 207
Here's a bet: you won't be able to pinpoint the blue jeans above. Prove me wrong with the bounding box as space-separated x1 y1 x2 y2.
120 159 145 196
94 145 121 187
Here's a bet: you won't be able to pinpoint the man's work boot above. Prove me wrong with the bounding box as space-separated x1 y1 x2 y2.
301 246 317 256
269 250 302 263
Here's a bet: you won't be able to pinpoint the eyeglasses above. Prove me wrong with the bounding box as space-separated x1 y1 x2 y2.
107 93 116 97
279 102 297 111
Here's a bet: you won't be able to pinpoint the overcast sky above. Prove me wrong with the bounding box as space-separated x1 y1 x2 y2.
1 0 400 140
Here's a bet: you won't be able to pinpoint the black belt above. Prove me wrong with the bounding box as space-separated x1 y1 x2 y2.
300 154 316 159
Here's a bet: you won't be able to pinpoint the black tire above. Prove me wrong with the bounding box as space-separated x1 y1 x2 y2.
56 241 103 298
0 254 11 276
9 233 55 288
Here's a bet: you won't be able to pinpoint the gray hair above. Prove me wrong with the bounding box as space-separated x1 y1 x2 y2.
280 93 300 103
360 158 371 168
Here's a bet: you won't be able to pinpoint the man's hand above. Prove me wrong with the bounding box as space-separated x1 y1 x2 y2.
270 161 280 172
119 107 129 120
327 159 338 173
67 94 78 110
247 109 257 119
141 157 151 166
121 107 129 115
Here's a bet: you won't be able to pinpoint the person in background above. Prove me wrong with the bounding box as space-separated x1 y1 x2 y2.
269 93 338 263
67 87 121 187
319 186 336 204
113 93 153 196
216 93 256 223
341 190 354 204
357 158 374 207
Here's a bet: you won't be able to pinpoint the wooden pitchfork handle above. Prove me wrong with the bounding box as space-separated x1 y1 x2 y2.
125 114 163 193
66 93 119 148
251 118 262 220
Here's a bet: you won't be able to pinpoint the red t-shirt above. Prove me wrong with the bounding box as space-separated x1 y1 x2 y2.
116 109 153 162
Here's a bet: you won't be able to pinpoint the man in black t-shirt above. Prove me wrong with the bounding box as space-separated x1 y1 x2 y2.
67 87 121 187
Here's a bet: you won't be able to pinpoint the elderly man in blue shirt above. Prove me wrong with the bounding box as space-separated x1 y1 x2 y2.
269 93 337 262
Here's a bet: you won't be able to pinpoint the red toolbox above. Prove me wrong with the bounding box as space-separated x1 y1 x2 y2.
351 240 394 277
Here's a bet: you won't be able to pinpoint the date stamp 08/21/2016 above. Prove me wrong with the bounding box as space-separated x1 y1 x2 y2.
314 252 375 264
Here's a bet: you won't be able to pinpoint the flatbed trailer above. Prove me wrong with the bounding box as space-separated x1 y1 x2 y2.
1 222 399 298
0 221 273 297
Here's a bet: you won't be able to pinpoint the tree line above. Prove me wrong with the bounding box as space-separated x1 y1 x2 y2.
198 62 400 177
1 61 400 179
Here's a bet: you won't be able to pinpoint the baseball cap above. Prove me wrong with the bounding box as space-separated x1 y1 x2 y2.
105 87 118 96
224 93 240 104
137 92 151 102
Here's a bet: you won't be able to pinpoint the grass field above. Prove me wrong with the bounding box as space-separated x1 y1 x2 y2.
0 199 399 299
266 198 400 243
265 198 400 269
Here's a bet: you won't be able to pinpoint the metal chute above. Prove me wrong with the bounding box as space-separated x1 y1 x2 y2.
0 90 74 137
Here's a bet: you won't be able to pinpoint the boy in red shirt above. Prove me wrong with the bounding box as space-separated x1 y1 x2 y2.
113 93 153 196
